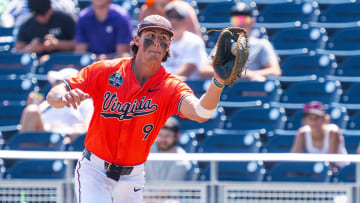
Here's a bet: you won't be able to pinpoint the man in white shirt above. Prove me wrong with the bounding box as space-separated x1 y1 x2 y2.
20 67 93 142
162 1 213 81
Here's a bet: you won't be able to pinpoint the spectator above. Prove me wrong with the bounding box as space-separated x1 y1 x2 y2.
139 0 202 37
19 67 93 143
1 0 77 29
291 101 348 169
75 0 132 59
162 1 213 80
145 117 193 181
14 0 75 56
210 2 281 81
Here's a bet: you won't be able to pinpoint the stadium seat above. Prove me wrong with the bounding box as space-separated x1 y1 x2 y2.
175 106 226 133
197 132 264 181
0 105 25 126
343 134 360 154
66 133 86 151
4 160 66 179
198 161 265 181
0 53 36 76
0 77 37 104
278 54 336 80
198 132 262 153
36 52 96 74
261 134 295 153
265 161 332 182
218 106 286 134
346 111 360 131
270 27 327 56
256 2 319 28
339 82 360 110
197 0 236 29
219 80 281 115
310 2 360 29
3 132 65 151
275 80 342 109
0 41 14 53
328 56 360 82
333 163 355 183
317 27 360 56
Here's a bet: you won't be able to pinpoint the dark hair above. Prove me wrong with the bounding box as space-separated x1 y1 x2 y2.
28 0 51 16
130 32 171 62
162 117 180 135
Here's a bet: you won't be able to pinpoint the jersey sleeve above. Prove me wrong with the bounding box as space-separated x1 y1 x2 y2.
64 61 102 97
168 79 193 118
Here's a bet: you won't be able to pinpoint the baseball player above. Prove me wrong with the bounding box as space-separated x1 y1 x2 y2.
46 15 225 203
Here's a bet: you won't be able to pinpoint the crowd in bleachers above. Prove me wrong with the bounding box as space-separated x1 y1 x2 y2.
0 0 360 184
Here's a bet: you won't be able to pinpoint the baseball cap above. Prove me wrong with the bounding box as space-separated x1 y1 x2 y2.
165 1 189 19
137 15 174 37
303 101 326 116
47 67 79 85
230 2 256 17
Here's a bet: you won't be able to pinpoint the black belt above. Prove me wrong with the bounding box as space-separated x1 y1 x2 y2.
83 148 134 181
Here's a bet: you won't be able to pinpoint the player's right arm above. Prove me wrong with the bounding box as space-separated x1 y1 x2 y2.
47 83 89 110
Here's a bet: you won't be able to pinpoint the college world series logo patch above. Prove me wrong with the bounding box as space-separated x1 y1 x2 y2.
109 73 123 88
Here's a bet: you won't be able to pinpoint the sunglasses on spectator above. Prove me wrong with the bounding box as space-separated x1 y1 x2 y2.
231 15 253 27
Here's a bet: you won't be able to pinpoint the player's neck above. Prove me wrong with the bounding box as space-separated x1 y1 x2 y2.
133 58 161 87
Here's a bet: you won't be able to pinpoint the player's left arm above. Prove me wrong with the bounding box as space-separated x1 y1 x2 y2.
180 74 224 123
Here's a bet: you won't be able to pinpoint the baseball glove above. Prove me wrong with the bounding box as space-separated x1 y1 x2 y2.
213 27 249 87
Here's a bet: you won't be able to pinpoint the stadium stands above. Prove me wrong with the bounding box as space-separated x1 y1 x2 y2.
3 132 65 151
2 1 360 200
3 160 67 179
265 161 332 182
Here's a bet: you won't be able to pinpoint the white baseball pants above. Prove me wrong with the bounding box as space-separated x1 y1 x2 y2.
74 153 145 203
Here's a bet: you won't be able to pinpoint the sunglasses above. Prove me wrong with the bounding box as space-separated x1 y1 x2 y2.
231 15 253 27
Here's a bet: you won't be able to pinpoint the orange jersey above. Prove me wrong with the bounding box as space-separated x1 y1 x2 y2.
65 57 193 166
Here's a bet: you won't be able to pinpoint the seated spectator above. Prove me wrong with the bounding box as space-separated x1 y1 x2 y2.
14 0 75 56
210 2 281 81
162 1 213 80
19 67 93 143
291 101 348 170
75 0 132 59
139 0 202 37
145 117 193 181
1 0 77 29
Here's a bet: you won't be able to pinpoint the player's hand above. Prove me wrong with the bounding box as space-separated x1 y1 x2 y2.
61 88 90 110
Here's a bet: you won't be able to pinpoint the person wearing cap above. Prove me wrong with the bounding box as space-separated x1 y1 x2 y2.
145 117 194 181
46 14 225 202
19 67 94 143
291 101 348 169
139 0 202 37
14 0 75 56
162 1 213 80
75 0 132 59
211 2 281 81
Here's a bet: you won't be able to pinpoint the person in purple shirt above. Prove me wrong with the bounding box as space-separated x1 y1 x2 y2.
75 0 132 59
